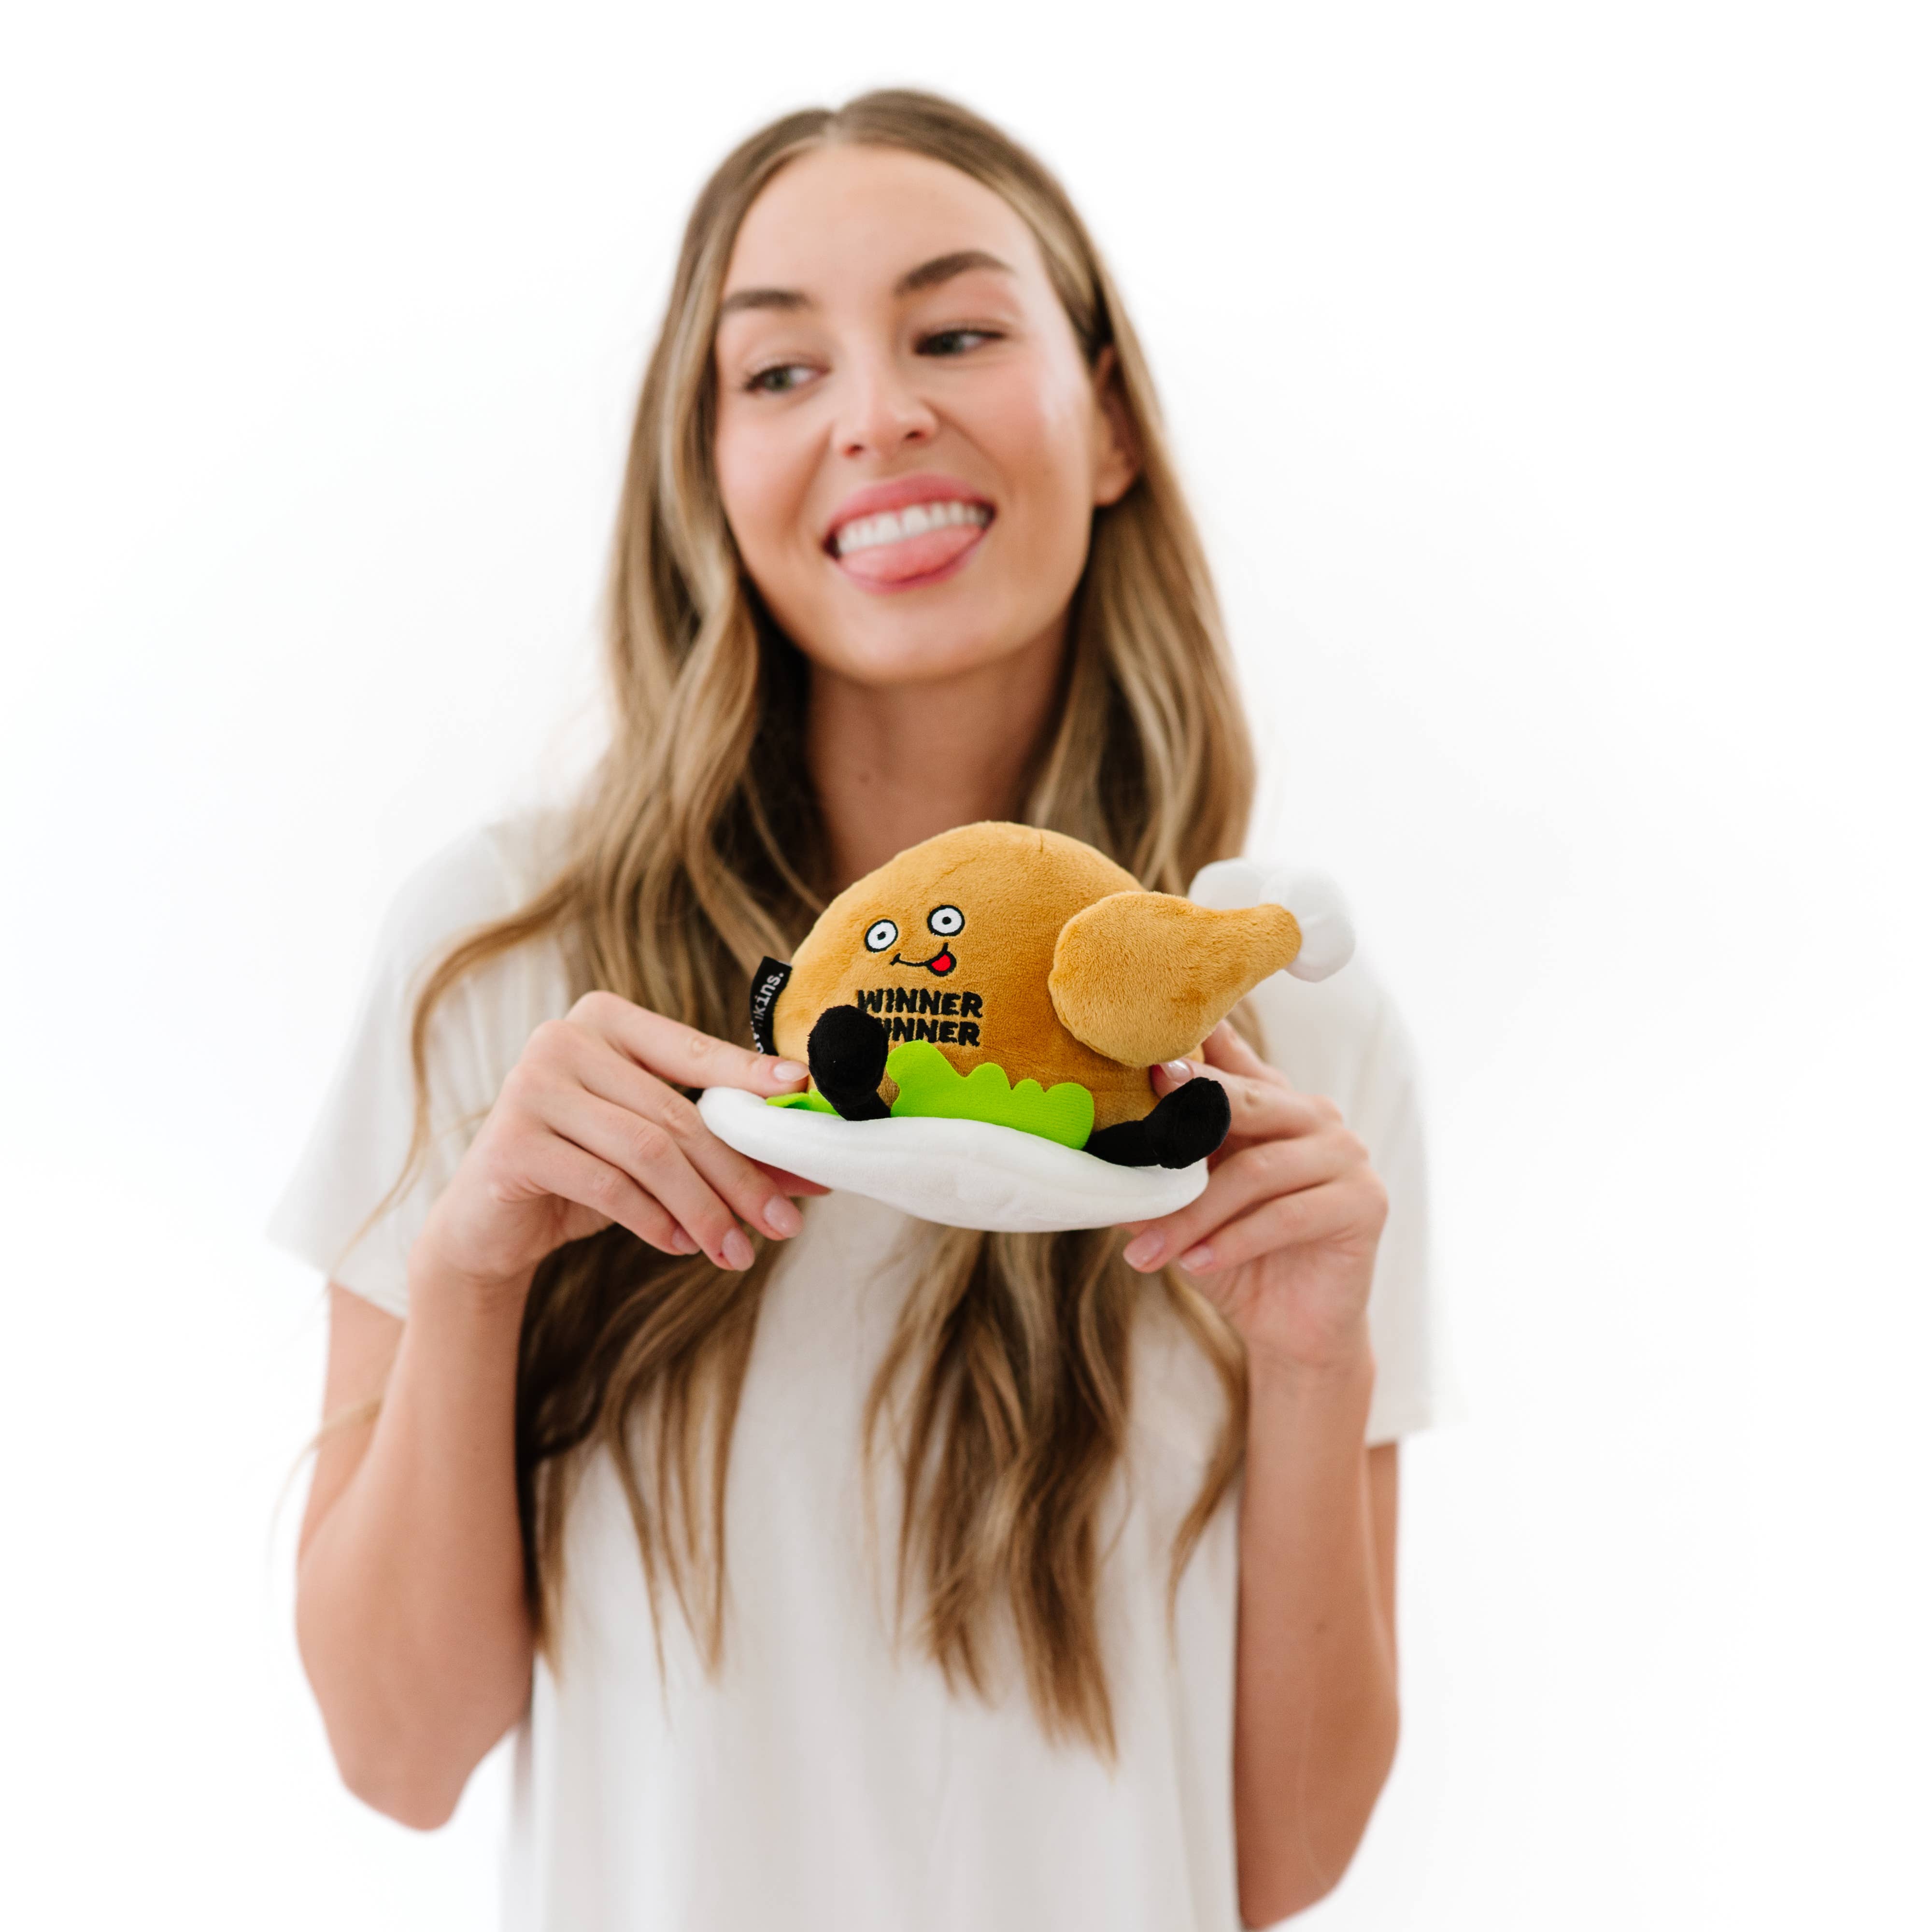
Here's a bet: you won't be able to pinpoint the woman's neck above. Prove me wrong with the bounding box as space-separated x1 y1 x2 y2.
805 627 1068 894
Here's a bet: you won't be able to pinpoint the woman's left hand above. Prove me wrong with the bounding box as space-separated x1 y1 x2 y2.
1118 1022 1389 1378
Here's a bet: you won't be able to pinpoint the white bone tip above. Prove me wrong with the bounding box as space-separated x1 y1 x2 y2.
1184 859 1355 981
1183 858 1268 910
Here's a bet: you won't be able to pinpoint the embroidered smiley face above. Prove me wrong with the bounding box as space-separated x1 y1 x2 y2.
864 903 964 976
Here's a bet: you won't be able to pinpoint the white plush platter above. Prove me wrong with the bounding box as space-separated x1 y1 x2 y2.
697 1085 1208 1234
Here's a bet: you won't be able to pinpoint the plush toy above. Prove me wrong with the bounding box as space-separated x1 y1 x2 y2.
698 823 1353 1233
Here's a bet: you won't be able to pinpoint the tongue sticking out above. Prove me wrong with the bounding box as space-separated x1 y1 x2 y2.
838 521 985 585
930 950 955 975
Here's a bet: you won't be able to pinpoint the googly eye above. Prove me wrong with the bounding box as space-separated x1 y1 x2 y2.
927 904 964 937
864 918 899 952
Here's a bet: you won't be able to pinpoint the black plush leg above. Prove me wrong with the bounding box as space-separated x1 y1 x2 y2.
1084 1077 1230 1168
807 1005 893 1122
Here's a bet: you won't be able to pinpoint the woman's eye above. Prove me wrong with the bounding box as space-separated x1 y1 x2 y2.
918 328 998 357
927 905 964 937
865 919 899 952
747 363 814 394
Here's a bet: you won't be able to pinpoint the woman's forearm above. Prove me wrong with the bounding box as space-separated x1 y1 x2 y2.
1233 1329 1398 1925
296 1261 535 1829
292 1000 818 1827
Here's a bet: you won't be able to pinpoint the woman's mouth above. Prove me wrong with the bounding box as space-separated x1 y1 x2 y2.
828 499 994 589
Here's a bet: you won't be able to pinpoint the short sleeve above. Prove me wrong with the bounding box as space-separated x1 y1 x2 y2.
1241 947 1443 1445
265 820 573 1319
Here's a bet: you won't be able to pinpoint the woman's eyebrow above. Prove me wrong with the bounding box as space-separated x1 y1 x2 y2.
894 248 1015 295
717 249 1016 320
719 285 810 318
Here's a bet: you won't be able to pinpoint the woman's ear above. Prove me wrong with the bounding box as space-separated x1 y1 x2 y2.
1089 345 1140 507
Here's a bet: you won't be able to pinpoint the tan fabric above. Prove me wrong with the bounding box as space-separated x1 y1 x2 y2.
1050 893 1301 1067
774 822 1299 1132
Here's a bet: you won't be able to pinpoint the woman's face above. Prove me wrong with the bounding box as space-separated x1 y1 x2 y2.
712 143 1137 689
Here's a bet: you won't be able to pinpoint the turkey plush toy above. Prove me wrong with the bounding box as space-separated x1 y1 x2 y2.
698 823 1353 1233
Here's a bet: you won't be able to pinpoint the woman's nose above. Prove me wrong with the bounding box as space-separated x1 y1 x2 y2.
834 353 938 459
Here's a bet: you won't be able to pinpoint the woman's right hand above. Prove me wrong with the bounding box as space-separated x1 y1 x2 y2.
414 991 820 1291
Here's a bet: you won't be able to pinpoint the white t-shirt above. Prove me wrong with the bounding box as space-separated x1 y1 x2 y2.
269 813 1440 1932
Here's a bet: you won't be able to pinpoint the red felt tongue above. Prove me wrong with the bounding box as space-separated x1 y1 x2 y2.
932 951 954 974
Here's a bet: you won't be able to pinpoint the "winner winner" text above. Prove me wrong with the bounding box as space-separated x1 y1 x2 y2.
854 985 984 1047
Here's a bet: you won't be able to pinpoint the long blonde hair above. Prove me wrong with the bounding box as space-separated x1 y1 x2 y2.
405 89 1257 1764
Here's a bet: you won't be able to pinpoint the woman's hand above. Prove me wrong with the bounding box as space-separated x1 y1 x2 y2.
1118 1022 1388 1379
415 991 823 1293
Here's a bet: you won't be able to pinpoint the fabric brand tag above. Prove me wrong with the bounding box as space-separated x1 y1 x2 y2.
748 956 793 1056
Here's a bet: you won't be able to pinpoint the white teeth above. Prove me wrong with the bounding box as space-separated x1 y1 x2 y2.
834 499 992 556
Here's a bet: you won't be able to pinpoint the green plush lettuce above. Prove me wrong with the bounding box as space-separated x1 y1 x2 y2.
767 1039 1095 1148
768 1085 843 1116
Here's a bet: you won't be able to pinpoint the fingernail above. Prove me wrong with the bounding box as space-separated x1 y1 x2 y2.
1122 1232 1165 1269
721 1228 755 1270
770 1060 809 1083
669 1225 698 1254
763 1196 802 1238
1179 1243 1213 1271
1162 1059 1193 1084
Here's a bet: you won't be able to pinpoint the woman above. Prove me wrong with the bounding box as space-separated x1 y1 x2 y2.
273 89 1436 1930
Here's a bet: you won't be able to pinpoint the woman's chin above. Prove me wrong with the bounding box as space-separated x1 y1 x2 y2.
807 616 1041 693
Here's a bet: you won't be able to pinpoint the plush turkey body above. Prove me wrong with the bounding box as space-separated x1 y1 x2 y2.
775 824 1162 1129
773 823 1303 1134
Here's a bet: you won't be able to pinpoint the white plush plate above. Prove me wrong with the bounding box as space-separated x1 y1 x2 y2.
697 1086 1208 1234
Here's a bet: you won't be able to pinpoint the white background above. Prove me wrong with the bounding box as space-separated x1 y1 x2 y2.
3 3 1927 1926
